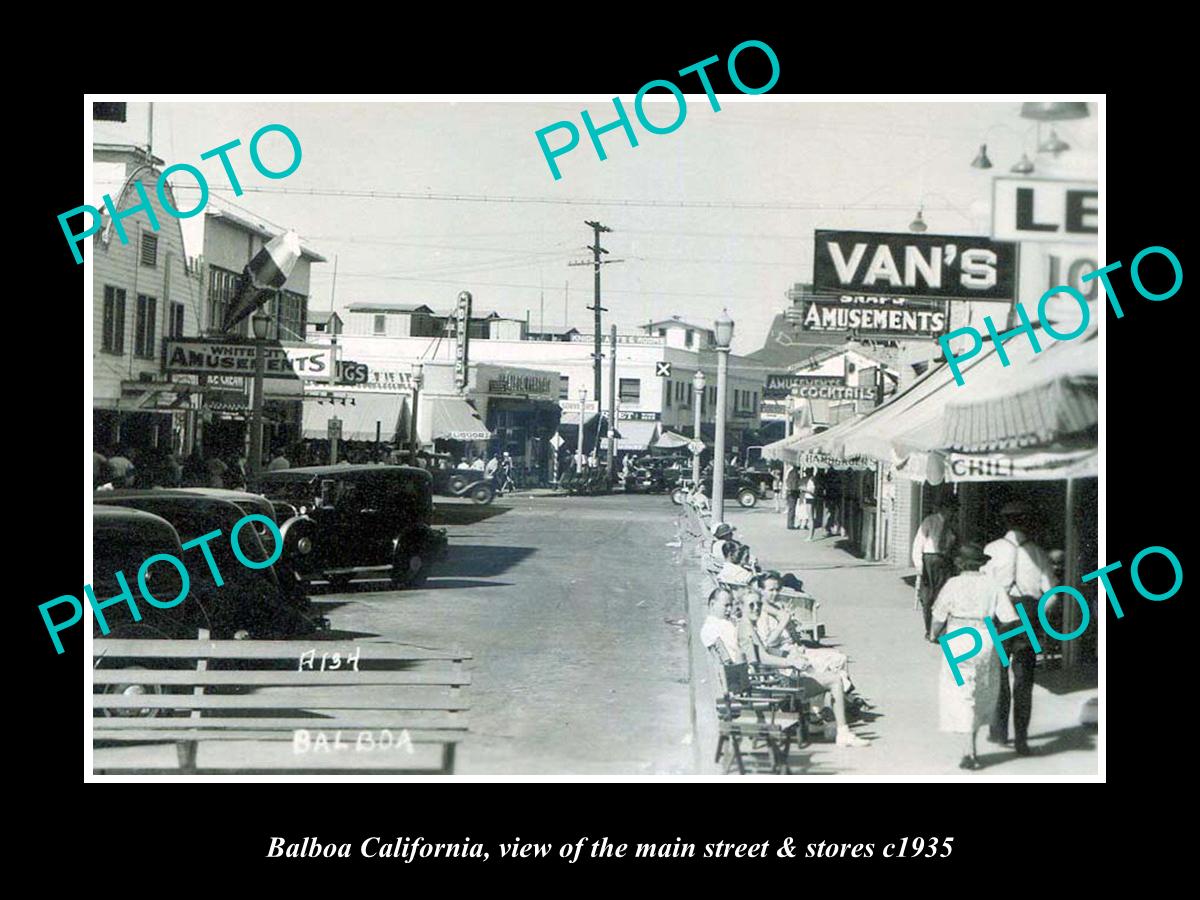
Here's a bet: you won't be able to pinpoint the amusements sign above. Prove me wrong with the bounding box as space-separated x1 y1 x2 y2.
763 374 876 401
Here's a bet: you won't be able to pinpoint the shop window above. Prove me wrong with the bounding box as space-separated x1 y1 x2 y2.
559 375 570 400
208 266 247 336
140 232 158 268
619 378 640 403
169 301 185 338
134 294 157 359
102 285 126 354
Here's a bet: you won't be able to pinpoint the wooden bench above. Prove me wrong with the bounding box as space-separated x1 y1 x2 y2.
93 638 470 775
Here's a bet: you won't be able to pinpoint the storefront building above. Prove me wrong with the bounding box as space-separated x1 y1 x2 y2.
187 210 326 460
92 143 205 458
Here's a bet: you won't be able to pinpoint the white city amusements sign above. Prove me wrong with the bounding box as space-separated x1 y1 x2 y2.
164 338 335 380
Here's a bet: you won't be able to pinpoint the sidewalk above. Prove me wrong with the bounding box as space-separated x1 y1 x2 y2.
692 504 1099 777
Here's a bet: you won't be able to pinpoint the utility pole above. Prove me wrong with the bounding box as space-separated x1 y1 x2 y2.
569 221 623 407
607 323 618 476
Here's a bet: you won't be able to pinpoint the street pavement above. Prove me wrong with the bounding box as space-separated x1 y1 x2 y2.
706 503 1100 777
95 490 1098 776
307 491 696 775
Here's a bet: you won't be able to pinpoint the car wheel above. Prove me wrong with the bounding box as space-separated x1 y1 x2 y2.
391 553 427 588
449 474 468 493
738 489 758 508
95 664 167 719
671 488 686 506
470 484 495 504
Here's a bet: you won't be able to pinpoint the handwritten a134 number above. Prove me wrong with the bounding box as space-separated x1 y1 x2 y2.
885 837 953 858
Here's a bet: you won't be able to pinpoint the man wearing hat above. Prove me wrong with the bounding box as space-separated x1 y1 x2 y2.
982 500 1054 756
912 493 960 641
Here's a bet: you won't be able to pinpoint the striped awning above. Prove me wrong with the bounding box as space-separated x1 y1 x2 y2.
939 336 1097 452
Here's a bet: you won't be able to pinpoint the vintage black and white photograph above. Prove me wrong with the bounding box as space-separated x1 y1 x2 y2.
82 95 1101 779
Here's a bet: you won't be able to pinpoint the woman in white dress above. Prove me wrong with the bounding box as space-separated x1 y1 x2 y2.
930 542 1018 771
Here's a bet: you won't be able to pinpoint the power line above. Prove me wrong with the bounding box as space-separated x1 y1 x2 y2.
180 182 968 213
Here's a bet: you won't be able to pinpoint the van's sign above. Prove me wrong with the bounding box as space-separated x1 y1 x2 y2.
813 230 1018 303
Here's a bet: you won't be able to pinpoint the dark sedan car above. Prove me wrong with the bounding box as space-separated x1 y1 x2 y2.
93 489 325 638
258 464 448 590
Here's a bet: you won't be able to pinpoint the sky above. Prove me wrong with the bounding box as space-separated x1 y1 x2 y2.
100 99 1098 355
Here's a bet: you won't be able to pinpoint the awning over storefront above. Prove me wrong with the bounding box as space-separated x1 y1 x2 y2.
302 393 408 442
938 333 1097 453
890 329 1098 483
616 420 659 451
422 396 492 443
655 431 692 450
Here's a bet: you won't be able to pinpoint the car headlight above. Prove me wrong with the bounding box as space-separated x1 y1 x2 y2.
297 536 313 555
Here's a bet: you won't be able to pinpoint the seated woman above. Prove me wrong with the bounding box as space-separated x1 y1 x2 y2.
734 589 868 747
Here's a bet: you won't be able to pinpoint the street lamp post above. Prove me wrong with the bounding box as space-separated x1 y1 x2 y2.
247 309 273 493
692 370 706 486
409 363 424 465
576 388 587 470
711 310 734 525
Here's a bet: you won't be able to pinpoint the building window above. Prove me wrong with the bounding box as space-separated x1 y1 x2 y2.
275 290 307 341
410 314 443 338
208 266 246 336
102 286 126 354
658 328 666 337
140 232 158 268
134 294 157 359
467 319 490 340
619 378 641 404
665 380 672 408
700 388 707 416
751 391 758 414
373 314 386 335
558 375 571 400
686 328 694 348
169 301 185 338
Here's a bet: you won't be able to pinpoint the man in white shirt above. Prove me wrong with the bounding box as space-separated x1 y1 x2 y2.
470 457 486 471
912 494 959 640
700 588 741 663
982 501 1055 756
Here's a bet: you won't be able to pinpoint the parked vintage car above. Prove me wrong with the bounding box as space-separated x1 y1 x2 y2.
429 467 495 504
258 464 448 589
93 489 325 638
92 506 213 640
669 472 761 508
92 506 214 718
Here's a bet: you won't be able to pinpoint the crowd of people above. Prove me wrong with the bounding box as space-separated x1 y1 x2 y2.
685 499 872 752
914 497 1059 770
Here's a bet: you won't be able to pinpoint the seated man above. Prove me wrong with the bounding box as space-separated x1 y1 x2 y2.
700 587 742 664
713 540 758 586
726 588 868 747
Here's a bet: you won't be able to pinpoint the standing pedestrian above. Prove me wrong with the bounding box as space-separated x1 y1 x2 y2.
771 463 784 514
912 494 960 640
801 469 818 540
982 501 1054 757
784 465 801 530
268 446 291 471
499 451 515 494
929 543 1019 770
